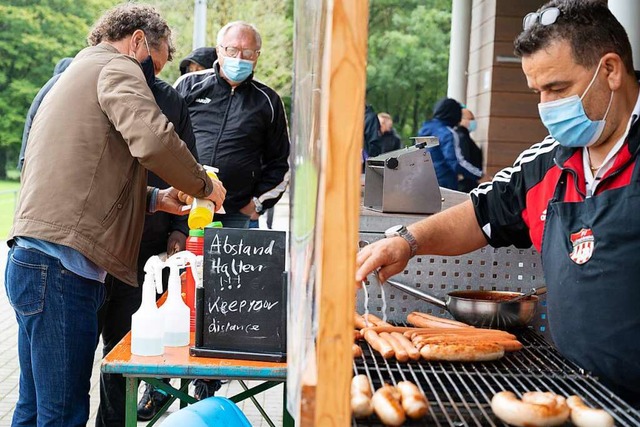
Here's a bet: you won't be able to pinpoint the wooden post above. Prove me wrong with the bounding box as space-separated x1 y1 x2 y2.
313 0 369 425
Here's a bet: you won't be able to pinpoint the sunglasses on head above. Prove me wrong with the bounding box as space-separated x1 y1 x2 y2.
523 7 561 31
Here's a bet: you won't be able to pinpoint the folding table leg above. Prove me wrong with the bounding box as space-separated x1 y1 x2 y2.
180 378 190 409
125 377 139 427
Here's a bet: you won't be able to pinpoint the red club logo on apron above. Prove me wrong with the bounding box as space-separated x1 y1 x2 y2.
569 228 595 265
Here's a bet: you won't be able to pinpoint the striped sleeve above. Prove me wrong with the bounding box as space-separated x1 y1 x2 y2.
470 136 559 248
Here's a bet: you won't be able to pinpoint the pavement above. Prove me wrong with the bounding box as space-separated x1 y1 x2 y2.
0 192 289 426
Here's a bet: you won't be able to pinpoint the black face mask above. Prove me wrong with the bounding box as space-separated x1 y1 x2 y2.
141 55 155 87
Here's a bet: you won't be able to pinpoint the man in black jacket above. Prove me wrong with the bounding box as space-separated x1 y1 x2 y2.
174 21 290 229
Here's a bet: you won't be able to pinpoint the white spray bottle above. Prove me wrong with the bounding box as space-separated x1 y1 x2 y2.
131 255 165 356
160 251 192 347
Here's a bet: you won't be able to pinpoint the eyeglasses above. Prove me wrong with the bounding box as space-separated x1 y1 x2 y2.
219 45 260 60
522 7 561 31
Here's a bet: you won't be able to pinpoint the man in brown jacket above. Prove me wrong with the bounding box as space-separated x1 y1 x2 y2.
5 5 225 426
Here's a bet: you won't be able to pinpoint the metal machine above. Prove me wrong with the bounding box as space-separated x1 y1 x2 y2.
363 137 442 214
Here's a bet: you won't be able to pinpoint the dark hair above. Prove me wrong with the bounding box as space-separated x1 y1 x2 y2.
87 3 175 61
514 0 634 75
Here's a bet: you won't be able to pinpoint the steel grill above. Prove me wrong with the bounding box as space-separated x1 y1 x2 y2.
352 329 640 426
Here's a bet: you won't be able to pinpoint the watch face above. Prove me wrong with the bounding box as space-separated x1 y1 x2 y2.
385 225 404 236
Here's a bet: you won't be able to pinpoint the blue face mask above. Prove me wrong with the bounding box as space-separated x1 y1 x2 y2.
468 119 477 133
221 57 254 83
538 59 613 148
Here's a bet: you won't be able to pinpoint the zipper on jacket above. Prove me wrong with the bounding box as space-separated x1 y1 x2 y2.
209 87 235 166
553 157 587 199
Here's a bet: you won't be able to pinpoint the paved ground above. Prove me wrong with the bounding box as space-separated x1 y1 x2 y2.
0 193 289 426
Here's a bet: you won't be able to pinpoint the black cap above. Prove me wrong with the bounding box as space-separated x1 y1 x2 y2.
179 47 217 75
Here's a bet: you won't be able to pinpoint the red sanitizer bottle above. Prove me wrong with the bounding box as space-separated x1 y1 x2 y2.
185 229 204 332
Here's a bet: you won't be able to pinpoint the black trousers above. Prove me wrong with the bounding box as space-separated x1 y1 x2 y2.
95 275 143 427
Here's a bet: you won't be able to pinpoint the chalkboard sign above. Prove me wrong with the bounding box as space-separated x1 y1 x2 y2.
191 227 287 362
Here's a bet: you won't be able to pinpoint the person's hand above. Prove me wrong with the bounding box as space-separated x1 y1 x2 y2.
239 200 260 220
156 187 190 215
177 191 194 206
206 179 226 212
166 230 187 256
355 237 412 286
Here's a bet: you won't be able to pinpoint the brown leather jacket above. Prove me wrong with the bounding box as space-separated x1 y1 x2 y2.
11 43 213 286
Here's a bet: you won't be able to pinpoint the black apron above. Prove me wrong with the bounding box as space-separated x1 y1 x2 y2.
542 158 640 405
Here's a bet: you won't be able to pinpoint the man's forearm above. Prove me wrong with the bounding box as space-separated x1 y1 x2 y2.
409 200 488 256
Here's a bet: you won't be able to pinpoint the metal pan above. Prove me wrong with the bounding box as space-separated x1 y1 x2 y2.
383 277 547 330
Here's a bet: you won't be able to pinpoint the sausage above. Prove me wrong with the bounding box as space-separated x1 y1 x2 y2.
354 313 367 329
371 385 405 426
363 313 392 327
408 311 472 328
380 332 409 362
391 332 421 361
566 395 614 427
364 329 394 359
491 391 570 427
352 343 363 358
350 375 373 418
420 342 505 362
352 374 373 397
361 325 516 338
413 335 523 352
362 326 415 334
396 381 429 419
408 329 516 340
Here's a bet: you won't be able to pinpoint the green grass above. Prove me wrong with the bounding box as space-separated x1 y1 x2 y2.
0 179 20 240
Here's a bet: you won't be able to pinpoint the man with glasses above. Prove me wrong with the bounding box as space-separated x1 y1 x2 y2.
165 20 290 402
356 0 640 406
174 21 290 230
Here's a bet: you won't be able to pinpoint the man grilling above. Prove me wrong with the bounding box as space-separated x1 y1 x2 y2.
356 0 640 407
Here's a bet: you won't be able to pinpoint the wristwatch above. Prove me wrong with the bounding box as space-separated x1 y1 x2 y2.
252 197 263 214
384 225 418 258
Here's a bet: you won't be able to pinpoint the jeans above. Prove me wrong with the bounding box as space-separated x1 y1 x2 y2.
5 246 105 427
215 212 250 229
95 276 143 427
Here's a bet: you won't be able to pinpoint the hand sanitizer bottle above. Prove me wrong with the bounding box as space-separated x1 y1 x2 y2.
188 166 220 230
131 256 165 356
161 252 191 347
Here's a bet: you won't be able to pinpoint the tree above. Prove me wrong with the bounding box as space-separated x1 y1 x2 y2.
366 0 451 141
0 0 294 177
153 0 293 101
0 0 116 178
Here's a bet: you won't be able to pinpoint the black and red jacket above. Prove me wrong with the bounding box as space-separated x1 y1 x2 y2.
470 120 640 252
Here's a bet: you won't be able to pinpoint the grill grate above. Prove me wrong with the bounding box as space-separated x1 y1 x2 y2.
352 329 640 426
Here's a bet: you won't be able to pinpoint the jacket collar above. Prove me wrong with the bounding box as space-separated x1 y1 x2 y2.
97 42 121 54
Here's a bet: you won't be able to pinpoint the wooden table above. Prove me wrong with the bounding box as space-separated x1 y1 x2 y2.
102 332 291 427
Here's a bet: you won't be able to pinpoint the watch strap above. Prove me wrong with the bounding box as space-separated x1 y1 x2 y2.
386 225 418 258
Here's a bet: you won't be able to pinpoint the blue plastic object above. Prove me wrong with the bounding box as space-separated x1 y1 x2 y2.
160 397 251 426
